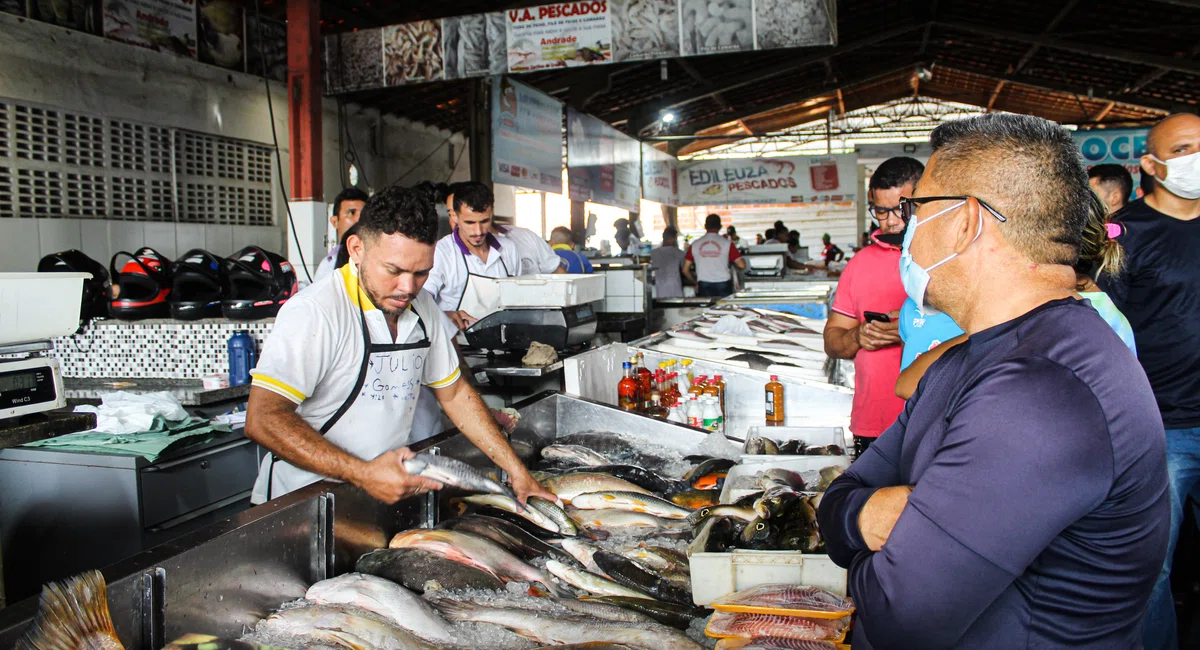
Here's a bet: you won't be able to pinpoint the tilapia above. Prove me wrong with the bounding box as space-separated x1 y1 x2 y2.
805 444 844 457
433 599 704 648
402 453 515 499
440 515 578 566
258 605 450 650
668 489 722 509
756 468 807 491
564 464 686 494
754 488 803 520
683 458 736 482
817 465 844 491
572 491 695 519
592 550 692 606
453 494 558 533
15 571 123 650
164 636 287 650
554 598 657 624
542 473 653 503
304 573 455 643
689 515 743 555
705 611 848 642
571 508 691 532
578 596 707 630
528 496 581 536
687 505 757 526
356 548 505 593
710 585 853 613
562 538 606 575
388 529 563 594
545 560 652 599
542 444 611 467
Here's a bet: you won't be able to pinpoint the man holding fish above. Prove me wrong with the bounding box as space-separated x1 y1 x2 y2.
245 186 555 506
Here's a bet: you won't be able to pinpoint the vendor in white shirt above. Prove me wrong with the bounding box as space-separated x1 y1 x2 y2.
244 186 554 506
445 181 565 276
425 182 526 331
314 187 369 281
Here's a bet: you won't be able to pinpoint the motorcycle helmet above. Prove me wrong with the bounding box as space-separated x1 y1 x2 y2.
37 249 111 329
169 249 228 320
221 246 298 320
109 247 173 320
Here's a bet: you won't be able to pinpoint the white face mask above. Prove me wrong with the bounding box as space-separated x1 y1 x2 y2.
1150 151 1200 200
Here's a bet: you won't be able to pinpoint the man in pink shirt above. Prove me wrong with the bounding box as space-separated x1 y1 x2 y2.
824 157 925 455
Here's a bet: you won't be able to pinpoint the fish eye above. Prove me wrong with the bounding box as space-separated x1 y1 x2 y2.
756 522 766 531
700 508 711 516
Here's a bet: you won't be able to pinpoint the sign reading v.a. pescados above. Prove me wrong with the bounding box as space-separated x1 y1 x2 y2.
678 154 859 206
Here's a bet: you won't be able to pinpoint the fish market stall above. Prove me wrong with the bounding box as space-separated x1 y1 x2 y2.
0 392 851 649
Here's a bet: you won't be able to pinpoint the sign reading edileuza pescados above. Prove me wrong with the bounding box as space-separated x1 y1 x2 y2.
678 154 859 205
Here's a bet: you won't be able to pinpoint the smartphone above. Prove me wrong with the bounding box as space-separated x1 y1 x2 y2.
864 311 892 324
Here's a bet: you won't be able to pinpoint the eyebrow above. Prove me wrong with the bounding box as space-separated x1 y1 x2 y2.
386 263 433 274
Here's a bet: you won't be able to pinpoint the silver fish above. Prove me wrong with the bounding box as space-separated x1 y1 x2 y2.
554 598 657 624
528 496 581 536
403 453 515 499
258 605 450 650
454 494 558 533
561 538 606 575
542 473 652 503
570 508 691 532
544 560 653 599
388 529 563 595
432 599 703 648
668 328 714 342
686 504 757 526
305 573 455 644
572 491 694 519
541 444 611 467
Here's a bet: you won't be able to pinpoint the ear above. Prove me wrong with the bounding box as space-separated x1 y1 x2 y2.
346 233 365 263
1140 154 1160 179
951 199 982 254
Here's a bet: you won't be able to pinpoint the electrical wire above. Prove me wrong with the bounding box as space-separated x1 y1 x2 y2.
340 102 373 189
445 139 467 184
255 0 313 283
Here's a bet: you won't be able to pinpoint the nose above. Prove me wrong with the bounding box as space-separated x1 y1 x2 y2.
396 273 417 296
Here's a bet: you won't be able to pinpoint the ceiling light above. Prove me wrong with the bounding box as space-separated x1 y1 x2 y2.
661 112 676 124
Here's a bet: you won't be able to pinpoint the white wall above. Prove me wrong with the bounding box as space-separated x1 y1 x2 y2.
0 12 469 272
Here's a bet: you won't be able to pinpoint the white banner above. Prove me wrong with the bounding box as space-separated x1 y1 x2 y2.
492 77 565 194
506 1 613 73
641 143 678 206
678 153 858 205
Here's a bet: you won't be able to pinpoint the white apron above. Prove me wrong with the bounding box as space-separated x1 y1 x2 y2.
251 301 431 503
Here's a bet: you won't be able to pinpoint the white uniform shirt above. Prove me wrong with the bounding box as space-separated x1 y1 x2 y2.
496 225 562 274
686 232 740 283
423 229 525 311
313 245 340 282
250 264 462 450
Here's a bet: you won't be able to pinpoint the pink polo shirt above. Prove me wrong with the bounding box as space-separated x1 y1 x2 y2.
831 236 908 438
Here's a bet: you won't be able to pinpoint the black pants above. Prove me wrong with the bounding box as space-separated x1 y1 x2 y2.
697 280 734 297
854 435 876 458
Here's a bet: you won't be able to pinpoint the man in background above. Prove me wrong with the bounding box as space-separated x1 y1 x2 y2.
550 227 592 274
315 187 369 281
651 226 686 298
823 156 925 455
773 220 790 244
1088 164 1133 216
1101 113 1200 650
821 233 845 267
445 182 564 276
684 214 745 297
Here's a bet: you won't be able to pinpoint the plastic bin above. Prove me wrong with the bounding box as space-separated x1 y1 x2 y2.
690 550 848 605
0 272 90 345
720 455 852 503
740 425 847 463
496 274 606 308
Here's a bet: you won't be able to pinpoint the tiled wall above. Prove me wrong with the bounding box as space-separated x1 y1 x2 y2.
52 319 276 379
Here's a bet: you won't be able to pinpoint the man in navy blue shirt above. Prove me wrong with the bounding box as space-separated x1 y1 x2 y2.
1099 113 1200 650
819 113 1168 649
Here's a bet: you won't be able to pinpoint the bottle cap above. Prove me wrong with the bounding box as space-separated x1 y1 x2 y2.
623 362 632 368
715 375 723 381
770 375 779 381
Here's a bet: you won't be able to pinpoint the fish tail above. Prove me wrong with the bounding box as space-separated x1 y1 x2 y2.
428 598 477 622
16 570 122 650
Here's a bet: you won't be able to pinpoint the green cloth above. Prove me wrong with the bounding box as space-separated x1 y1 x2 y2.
22 416 232 462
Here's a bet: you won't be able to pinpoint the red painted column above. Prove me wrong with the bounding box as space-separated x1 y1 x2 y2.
287 0 322 201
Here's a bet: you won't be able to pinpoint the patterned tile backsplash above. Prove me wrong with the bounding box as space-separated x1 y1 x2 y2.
51 318 276 379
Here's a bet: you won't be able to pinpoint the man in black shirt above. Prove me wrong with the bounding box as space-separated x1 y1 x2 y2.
1100 113 1200 650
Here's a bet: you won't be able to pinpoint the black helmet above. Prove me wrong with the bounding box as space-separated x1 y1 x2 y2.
169 249 228 320
221 246 298 320
38 249 111 328
109 247 173 320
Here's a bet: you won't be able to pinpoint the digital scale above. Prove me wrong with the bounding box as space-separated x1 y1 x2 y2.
0 344 66 420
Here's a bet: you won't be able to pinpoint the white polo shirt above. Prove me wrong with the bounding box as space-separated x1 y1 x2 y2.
496 224 563 274
423 229 525 311
250 264 462 432
686 232 741 283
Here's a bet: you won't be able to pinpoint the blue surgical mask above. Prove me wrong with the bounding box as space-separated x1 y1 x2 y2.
899 201 969 316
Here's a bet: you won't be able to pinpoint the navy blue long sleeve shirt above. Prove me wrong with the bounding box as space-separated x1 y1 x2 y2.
818 298 1168 649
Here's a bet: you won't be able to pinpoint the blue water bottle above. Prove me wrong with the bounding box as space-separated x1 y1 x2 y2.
228 331 257 386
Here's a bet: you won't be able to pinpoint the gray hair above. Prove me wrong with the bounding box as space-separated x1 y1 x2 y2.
930 113 1089 266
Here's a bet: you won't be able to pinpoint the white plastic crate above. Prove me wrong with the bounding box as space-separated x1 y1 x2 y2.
496 274 606 308
690 549 847 605
720 455 852 503
0 272 89 345
741 425 848 463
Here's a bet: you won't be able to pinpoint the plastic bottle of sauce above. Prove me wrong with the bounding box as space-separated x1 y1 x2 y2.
681 359 694 383
712 375 727 416
618 362 638 411
636 354 653 410
702 397 721 432
690 376 708 398
765 374 785 426
667 402 684 424
686 397 702 428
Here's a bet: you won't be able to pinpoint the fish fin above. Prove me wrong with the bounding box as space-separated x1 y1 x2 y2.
317 630 373 650
428 598 477 622
16 570 122 650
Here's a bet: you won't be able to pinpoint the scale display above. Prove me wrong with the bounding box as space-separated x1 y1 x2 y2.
0 358 64 419
0 371 38 392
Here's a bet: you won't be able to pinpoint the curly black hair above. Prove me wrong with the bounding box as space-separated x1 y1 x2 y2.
356 185 439 245
452 181 494 214
868 156 925 191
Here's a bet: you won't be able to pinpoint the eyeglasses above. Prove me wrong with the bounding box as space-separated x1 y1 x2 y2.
866 204 904 221
898 196 1009 224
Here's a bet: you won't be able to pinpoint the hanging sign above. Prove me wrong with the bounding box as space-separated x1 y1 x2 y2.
506 1 613 72
492 77 565 193
641 143 679 206
678 153 858 205
103 0 198 59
